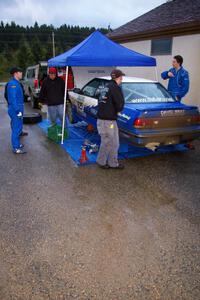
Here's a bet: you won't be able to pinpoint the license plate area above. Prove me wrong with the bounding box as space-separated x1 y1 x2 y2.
164 136 180 145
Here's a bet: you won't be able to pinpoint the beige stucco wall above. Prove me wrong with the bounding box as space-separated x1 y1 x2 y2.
121 34 200 108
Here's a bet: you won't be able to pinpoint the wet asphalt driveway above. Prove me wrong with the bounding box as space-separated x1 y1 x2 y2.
0 85 200 299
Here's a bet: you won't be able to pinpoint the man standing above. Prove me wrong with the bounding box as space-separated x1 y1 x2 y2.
97 69 125 170
39 67 65 126
161 55 189 101
7 67 26 154
5 79 28 137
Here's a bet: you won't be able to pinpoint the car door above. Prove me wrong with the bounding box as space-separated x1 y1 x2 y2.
74 78 101 120
69 78 108 124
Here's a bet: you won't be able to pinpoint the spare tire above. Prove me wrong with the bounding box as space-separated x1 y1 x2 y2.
66 100 75 123
23 113 42 124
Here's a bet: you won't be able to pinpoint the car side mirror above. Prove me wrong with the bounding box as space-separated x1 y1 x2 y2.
73 88 81 94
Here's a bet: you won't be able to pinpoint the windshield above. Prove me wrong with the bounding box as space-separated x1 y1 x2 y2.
122 82 175 103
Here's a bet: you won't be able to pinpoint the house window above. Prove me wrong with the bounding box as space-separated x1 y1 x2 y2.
151 38 172 56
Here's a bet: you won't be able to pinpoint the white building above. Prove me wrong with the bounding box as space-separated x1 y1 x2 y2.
108 0 200 107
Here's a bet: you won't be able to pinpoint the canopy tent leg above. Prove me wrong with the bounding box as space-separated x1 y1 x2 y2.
61 66 69 144
155 67 158 81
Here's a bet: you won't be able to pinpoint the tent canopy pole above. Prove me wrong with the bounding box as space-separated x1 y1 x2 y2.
155 67 158 81
61 66 69 144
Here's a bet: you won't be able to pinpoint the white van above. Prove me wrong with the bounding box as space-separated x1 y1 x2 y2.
23 61 48 108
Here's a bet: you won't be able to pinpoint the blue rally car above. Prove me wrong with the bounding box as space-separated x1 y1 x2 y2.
68 76 200 149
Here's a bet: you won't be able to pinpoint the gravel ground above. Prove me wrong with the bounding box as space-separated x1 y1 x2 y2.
0 85 200 300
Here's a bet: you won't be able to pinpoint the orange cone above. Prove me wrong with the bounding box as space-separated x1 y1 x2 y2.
79 146 88 164
87 124 94 132
186 143 195 150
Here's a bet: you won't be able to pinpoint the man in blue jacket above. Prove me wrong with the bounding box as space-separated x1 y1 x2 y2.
7 67 26 154
161 55 189 101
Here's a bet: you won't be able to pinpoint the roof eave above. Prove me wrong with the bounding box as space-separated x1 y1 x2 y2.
109 21 200 43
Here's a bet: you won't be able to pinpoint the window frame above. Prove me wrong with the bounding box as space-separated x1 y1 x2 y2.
82 78 104 99
151 37 173 56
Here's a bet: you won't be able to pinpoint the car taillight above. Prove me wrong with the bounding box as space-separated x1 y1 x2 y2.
191 115 200 124
34 79 38 89
133 118 151 128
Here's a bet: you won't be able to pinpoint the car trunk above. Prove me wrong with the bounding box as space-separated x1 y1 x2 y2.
130 103 200 130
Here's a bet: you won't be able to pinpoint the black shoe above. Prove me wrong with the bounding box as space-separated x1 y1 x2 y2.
109 163 124 170
97 163 110 169
20 131 28 136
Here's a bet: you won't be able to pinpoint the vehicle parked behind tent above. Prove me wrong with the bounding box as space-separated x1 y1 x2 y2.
22 61 48 108
22 61 113 109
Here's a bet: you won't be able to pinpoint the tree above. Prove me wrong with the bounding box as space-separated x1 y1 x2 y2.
31 36 46 63
44 35 55 60
0 21 109 78
17 35 34 70
0 53 8 79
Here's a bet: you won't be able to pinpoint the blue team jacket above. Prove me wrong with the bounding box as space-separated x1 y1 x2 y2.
161 66 189 100
7 78 24 114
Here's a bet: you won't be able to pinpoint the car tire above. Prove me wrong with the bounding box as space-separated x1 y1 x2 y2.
23 113 42 124
66 100 75 123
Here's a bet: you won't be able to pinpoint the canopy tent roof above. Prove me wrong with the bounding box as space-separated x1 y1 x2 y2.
48 30 156 67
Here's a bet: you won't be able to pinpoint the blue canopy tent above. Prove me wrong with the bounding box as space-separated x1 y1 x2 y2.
48 30 157 143
48 30 156 67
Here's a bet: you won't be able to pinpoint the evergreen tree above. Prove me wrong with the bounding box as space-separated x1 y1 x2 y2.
0 53 9 78
0 21 109 79
31 35 46 62
17 35 34 70
44 35 55 60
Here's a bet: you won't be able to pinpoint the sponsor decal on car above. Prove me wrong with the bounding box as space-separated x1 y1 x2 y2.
90 108 97 116
118 112 131 121
129 97 174 103
77 95 85 102
160 110 185 117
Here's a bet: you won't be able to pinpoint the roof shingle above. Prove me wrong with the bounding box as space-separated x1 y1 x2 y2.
108 0 200 40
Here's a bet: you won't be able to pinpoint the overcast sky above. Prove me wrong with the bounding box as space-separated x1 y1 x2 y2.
0 0 166 29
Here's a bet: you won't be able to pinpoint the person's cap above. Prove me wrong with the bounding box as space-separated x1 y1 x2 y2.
49 67 57 74
111 69 125 79
10 67 23 75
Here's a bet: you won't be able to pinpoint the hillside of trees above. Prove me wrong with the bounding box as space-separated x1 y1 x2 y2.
0 21 109 80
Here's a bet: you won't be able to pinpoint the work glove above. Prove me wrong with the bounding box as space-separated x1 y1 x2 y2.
17 112 23 119
38 102 43 110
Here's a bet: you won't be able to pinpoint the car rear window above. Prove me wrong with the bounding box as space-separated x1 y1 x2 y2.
122 82 175 103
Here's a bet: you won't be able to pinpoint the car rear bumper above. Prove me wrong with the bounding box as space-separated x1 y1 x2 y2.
120 127 200 146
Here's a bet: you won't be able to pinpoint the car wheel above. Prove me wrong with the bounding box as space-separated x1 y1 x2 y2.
66 100 75 123
23 113 42 124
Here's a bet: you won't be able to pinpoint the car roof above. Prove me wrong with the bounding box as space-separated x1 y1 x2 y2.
26 62 47 69
98 76 157 83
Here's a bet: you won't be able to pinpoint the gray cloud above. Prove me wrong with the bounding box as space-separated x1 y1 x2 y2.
0 0 166 28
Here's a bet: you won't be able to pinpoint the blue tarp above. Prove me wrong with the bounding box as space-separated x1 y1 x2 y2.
48 30 156 67
38 120 188 166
